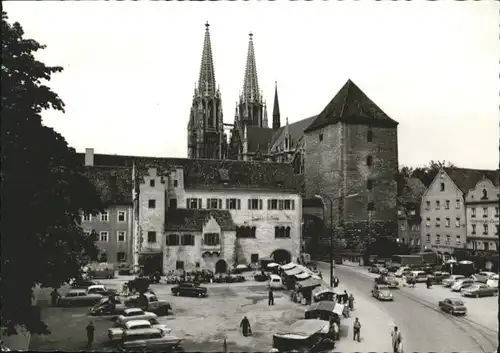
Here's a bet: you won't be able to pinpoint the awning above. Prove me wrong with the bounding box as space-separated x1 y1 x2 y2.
307 300 336 313
312 285 336 297
297 277 324 289
281 263 297 271
333 303 344 316
295 272 312 280
285 267 305 276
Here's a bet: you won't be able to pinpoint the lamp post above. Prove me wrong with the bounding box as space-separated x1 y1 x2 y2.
315 193 359 286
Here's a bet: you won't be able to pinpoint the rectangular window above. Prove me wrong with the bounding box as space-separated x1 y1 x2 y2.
181 234 195 246
284 200 295 210
496 207 499 217
99 231 109 242
100 211 109 222
268 199 278 210
445 218 450 228
319 133 323 142
227 198 241 210
496 225 499 235
445 235 450 244
147 231 157 243
435 201 440 210
367 202 375 211
187 198 202 209
275 226 291 238
248 199 263 210
117 252 126 262
203 233 220 246
482 207 488 218
435 235 440 245
174 180 178 187
482 224 488 235
117 231 126 242
400 223 405 231
169 199 177 209
148 200 156 209
236 226 256 238
426 234 431 243
426 218 430 227
456 235 461 246
435 218 440 227
445 200 450 209
455 199 460 209
455 218 460 228
82 213 91 222
367 179 373 190
251 253 259 263
150 179 155 187
166 234 179 246
425 201 431 210
471 208 476 217
118 211 126 222
440 183 445 192
367 130 373 142
471 224 476 234
176 261 184 270
206 198 222 209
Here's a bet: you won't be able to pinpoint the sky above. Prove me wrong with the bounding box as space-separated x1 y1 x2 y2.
4 1 499 169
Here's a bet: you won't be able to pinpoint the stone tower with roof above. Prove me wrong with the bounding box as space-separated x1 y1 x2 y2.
187 23 227 160
303 79 399 252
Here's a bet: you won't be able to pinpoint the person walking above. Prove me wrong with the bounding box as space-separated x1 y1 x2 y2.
86 321 95 350
268 289 274 306
50 288 60 306
353 317 361 342
391 326 402 353
240 316 251 337
348 293 355 310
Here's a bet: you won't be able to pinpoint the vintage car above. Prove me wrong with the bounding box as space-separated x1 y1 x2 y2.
461 284 499 298
118 328 183 352
438 298 467 315
375 275 399 289
116 308 157 325
368 265 388 275
118 264 133 275
305 301 344 324
312 286 336 303
90 293 171 316
472 271 497 283
70 279 100 289
108 319 171 341
409 271 428 283
269 274 285 290
442 275 466 288
87 285 118 296
254 272 270 282
171 283 208 297
486 274 499 288
272 319 334 353
394 266 411 278
428 271 450 284
451 278 475 292
371 285 394 301
58 289 103 307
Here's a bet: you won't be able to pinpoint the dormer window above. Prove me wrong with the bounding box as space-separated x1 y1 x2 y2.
366 156 373 166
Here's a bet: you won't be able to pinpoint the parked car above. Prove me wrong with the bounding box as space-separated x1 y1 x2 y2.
71 279 100 289
442 275 466 288
428 271 450 284
108 319 171 341
438 298 467 315
171 283 208 297
410 271 428 283
375 275 399 289
371 284 394 301
461 284 499 298
269 274 285 290
126 293 172 315
118 264 133 275
451 278 475 292
254 272 270 282
118 328 183 352
116 308 157 325
472 271 497 284
369 265 388 275
394 266 411 278
486 274 499 288
58 289 103 307
87 285 118 296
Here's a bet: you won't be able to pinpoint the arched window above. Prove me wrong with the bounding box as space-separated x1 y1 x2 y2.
181 234 195 246
482 189 488 200
366 155 373 166
166 234 179 246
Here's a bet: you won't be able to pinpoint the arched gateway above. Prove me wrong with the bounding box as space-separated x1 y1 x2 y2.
215 259 228 274
271 249 292 264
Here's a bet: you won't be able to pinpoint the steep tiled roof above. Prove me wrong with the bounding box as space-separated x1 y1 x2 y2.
246 126 275 153
304 79 398 133
83 166 133 205
78 153 300 192
270 116 317 149
444 168 499 194
165 209 235 231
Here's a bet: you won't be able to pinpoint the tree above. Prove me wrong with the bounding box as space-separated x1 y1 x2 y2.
410 160 456 187
1 12 103 335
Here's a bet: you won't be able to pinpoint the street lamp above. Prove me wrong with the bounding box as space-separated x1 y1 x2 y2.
315 192 359 286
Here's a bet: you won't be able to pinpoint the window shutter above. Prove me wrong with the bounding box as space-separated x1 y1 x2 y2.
186 198 190 209
259 199 263 210
218 199 222 209
226 199 229 209
248 199 252 210
237 199 241 210
198 198 202 209
291 200 295 210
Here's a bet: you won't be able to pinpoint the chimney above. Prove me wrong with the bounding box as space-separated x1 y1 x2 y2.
85 148 94 166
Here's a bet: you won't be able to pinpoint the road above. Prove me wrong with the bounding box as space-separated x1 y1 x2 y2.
317 262 498 353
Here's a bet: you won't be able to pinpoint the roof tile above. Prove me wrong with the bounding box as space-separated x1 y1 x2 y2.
444 167 499 194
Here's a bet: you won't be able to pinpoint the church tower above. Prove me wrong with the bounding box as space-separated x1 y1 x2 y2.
236 33 266 128
272 81 281 129
187 23 226 160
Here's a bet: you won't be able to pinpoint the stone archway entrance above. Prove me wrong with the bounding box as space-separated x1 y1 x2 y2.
271 249 292 264
215 259 228 274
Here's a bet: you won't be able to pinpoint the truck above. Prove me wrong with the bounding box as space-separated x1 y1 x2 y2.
86 262 115 279
391 255 423 268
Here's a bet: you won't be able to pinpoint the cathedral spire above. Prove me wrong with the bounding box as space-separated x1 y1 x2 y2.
242 32 259 103
198 22 216 97
272 81 281 129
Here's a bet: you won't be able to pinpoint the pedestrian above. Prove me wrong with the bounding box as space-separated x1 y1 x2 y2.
240 316 251 337
348 293 355 310
50 288 60 306
268 289 274 306
353 317 361 342
391 326 402 353
122 282 129 297
343 290 349 304
86 321 95 349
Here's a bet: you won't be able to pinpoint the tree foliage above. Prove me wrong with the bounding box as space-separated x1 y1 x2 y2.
1 12 103 335
398 160 456 188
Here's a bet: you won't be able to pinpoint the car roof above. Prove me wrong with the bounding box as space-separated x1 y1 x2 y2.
124 308 144 314
125 320 151 329
88 285 104 288
270 274 281 279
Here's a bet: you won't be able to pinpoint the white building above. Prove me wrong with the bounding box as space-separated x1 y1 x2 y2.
465 176 499 251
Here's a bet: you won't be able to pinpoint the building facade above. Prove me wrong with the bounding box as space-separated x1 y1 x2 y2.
397 177 426 252
465 177 499 251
